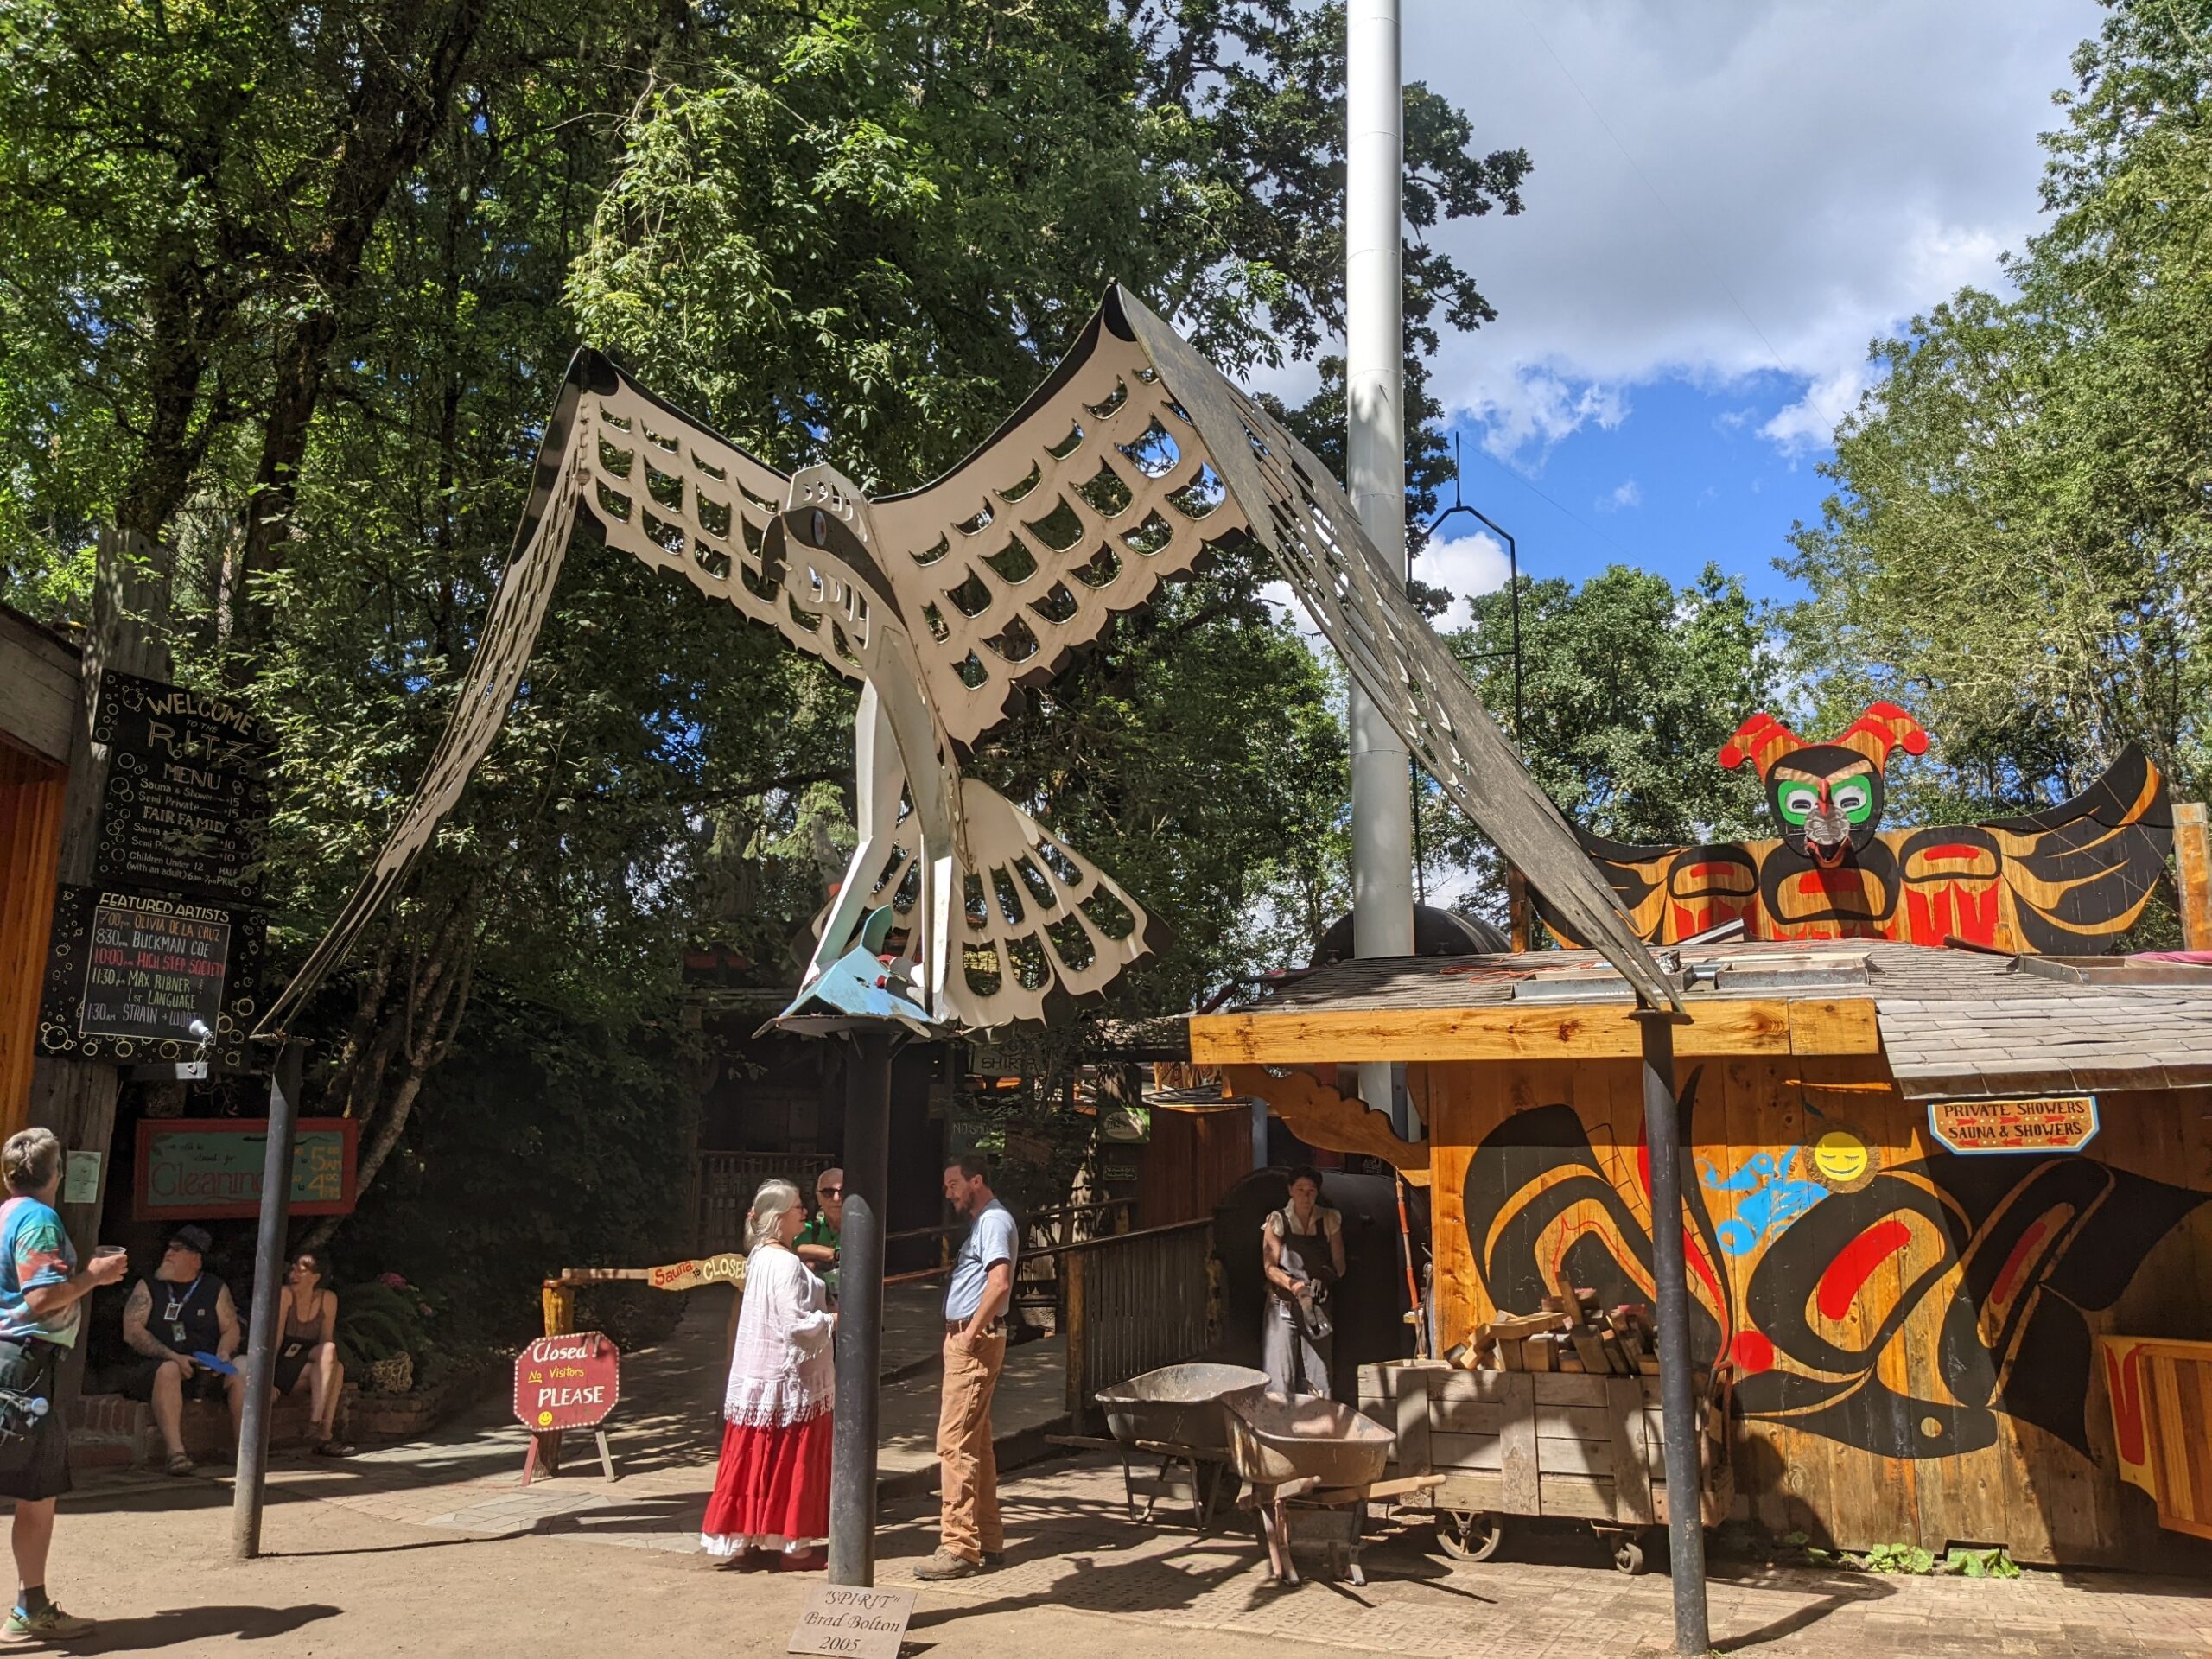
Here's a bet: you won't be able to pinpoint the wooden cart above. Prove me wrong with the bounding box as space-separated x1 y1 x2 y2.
1357 1359 1733 1573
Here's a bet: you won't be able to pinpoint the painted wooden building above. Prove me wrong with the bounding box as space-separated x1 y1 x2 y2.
1189 938 2212 1568
0 603 80 1133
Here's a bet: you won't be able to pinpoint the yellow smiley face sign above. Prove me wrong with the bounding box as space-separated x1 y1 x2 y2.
1813 1129 1871 1188
537 1409 554 1428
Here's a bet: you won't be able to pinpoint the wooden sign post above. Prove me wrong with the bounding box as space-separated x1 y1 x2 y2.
514 1331 621 1484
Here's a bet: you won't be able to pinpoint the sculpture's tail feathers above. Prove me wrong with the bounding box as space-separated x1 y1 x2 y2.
805 713 1165 1030
944 778 1167 1029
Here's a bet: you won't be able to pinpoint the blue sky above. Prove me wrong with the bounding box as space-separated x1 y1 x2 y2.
1368 0 2110 626
1424 371 1829 613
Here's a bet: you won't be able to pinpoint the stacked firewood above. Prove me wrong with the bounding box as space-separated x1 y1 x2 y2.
1447 1287 1661 1376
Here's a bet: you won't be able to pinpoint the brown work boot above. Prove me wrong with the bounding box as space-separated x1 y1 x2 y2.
912 1548 979 1580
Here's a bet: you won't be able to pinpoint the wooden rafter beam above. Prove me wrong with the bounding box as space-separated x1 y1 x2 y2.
1191 998 1880 1067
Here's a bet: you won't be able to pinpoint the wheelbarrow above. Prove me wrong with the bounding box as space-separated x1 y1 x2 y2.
1220 1385 1441 1586
1052 1363 1268 1536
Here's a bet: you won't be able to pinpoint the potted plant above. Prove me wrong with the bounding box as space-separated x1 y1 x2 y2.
337 1274 437 1395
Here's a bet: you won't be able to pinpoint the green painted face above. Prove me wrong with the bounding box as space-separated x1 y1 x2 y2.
1777 782 1822 826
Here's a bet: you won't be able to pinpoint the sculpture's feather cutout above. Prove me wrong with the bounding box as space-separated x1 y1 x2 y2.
258 284 1670 1039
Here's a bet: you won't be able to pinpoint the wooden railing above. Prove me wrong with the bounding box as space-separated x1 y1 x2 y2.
693 1150 838 1253
1053 1218 1216 1420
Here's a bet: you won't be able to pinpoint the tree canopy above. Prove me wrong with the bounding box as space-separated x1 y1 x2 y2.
0 0 1528 1318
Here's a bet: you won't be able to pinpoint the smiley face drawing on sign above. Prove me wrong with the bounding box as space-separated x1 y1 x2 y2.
1810 1126 1875 1192
537 1410 554 1428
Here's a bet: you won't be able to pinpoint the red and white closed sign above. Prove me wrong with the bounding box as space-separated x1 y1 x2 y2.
512 1331 620 1431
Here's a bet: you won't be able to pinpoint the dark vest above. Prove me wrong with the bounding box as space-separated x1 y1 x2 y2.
148 1274 224 1355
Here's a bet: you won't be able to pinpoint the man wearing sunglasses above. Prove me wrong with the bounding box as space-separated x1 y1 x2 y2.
794 1168 844 1302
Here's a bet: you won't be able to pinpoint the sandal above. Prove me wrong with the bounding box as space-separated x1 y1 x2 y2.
163 1452 194 1477
312 1438 353 1458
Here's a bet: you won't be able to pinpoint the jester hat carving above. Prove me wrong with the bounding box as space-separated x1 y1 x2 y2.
1719 703 1929 868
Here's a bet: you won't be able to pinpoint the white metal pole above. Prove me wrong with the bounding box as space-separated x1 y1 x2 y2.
1346 0 1416 1133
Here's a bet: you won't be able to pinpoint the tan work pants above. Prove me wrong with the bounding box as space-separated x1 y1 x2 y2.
936 1329 1007 1562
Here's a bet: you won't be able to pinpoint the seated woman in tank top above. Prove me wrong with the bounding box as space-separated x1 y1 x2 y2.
265 1250 350 1457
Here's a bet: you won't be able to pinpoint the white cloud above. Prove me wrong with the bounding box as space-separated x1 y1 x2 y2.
1405 0 2101 460
1457 372 1630 462
1412 531 1512 630
1761 361 1877 455
1600 479 1643 512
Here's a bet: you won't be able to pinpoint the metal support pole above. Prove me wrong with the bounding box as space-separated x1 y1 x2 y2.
1347 0 1416 1139
828 1027 893 1586
232 1039 303 1560
1636 1009 1710 1654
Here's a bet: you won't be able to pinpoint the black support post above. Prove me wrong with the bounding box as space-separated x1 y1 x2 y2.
828 1027 893 1586
1636 1008 1710 1654
232 1039 303 1560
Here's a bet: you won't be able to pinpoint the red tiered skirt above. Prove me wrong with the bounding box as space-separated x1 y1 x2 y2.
701 1411 834 1554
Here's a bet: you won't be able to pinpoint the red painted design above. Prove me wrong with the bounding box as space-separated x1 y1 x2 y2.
1817 1218 1913 1322
1990 1219 2050 1305
1916 843 1986 865
1730 1329 1776 1375
2105 1344 2148 1467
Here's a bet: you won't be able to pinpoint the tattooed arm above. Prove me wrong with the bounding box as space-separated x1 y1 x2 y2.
121 1281 181 1363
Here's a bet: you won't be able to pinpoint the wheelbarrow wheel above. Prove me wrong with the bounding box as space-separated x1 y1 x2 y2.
1435 1510 1503 1562
1611 1534 1646 1575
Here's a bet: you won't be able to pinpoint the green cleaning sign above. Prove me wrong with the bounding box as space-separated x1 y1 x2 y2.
134 1117 358 1221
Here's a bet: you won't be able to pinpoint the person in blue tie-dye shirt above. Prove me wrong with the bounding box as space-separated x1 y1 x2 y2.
0 1128 128 1640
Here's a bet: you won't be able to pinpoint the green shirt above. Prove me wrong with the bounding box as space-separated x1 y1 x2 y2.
797 1212 840 1297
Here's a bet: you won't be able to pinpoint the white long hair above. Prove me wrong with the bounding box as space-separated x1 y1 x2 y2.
746 1179 804 1255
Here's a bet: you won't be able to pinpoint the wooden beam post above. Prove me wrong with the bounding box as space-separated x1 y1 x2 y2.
25 528 171 1414
2175 803 2212 950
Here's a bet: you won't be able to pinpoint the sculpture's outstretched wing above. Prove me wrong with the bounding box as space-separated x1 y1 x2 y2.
1980 743 2172 952
570 354 917 684
1100 285 1680 1008
256 352 890 1037
865 310 1251 751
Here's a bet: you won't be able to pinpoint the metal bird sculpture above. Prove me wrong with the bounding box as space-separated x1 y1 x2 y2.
257 284 1675 1039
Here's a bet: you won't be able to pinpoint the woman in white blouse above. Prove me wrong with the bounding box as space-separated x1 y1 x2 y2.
701 1179 836 1570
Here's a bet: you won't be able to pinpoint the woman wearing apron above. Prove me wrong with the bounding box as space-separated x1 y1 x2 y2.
1260 1166 1346 1398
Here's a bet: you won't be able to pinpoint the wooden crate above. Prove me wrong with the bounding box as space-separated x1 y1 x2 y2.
1357 1359 1732 1527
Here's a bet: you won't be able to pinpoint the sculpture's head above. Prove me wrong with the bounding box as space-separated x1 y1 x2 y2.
1720 704 1929 868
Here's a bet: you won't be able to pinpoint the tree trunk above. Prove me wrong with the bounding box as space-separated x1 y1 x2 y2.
235 0 493 648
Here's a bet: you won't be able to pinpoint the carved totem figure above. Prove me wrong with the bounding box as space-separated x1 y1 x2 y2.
1537 702 2172 952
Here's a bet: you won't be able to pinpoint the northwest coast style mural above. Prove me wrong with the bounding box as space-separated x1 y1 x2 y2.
1457 1074 2209 1464
1534 702 2173 951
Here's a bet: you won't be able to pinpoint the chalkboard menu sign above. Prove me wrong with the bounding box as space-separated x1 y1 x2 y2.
90 671 269 773
38 887 263 1071
90 671 270 904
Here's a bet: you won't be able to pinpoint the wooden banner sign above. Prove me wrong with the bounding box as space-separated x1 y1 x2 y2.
788 1586 915 1659
645 1253 746 1293
134 1116 357 1221
1928 1095 2101 1156
513 1331 620 1432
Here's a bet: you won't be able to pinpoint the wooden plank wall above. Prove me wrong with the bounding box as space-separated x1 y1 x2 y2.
0 742 67 1138
1419 1053 2212 1567
1137 1104 1251 1227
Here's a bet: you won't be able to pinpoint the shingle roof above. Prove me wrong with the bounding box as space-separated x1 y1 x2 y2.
1226 939 2212 1100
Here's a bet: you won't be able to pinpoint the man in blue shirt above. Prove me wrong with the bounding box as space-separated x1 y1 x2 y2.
913 1154 1017 1580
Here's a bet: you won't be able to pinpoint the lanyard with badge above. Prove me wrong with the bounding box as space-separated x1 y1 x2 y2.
162 1276 201 1346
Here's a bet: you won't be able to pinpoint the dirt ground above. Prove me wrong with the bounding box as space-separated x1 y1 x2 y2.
14 1305 2206 1659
